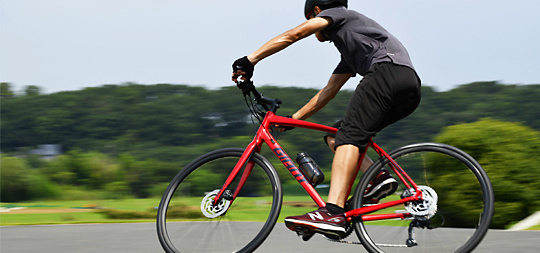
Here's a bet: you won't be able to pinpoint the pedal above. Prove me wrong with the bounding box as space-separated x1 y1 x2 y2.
406 238 418 247
295 227 315 241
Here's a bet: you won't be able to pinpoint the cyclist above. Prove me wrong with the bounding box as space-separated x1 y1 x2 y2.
232 0 421 239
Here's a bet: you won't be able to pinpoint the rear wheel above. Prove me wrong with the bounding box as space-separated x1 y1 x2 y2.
157 148 282 253
352 143 494 253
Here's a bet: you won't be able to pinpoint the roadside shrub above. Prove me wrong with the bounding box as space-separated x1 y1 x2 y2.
97 206 203 220
1 155 32 202
434 118 540 228
27 172 61 200
57 185 102 200
102 181 132 199
165 205 204 219
148 182 170 198
97 208 155 219
1 155 60 202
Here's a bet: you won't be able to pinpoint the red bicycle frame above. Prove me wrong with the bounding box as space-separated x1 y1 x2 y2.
213 110 422 222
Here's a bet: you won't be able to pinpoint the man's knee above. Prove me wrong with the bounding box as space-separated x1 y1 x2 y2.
326 136 336 153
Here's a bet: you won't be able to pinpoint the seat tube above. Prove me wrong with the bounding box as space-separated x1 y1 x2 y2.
345 150 367 198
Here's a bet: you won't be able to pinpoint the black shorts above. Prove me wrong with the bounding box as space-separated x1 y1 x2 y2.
325 62 421 152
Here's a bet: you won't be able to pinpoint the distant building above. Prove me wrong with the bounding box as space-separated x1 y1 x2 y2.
29 144 62 160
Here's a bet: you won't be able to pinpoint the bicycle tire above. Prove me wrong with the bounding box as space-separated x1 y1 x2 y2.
157 148 283 253
352 142 494 253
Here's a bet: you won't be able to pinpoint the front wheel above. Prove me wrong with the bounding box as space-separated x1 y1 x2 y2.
157 148 283 253
352 143 494 253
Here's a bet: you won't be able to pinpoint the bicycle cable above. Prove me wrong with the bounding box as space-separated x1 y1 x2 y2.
250 93 282 141
244 94 259 127
244 92 273 137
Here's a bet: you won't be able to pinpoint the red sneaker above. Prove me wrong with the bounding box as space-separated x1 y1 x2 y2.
364 169 398 204
284 207 347 238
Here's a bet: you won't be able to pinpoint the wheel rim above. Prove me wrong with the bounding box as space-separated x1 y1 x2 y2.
157 150 281 253
353 145 493 253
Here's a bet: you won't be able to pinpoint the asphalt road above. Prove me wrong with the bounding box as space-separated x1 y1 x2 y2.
2 222 539 253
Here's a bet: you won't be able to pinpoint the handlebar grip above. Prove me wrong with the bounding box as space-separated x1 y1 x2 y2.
236 79 250 90
237 80 260 98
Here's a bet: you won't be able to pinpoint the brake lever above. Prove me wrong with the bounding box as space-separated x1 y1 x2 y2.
238 80 274 113
236 79 249 89
237 80 255 97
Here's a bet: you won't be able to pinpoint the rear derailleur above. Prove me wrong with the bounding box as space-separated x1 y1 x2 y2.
406 218 433 247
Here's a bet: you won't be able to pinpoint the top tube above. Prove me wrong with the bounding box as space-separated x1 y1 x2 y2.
238 80 338 134
266 113 338 134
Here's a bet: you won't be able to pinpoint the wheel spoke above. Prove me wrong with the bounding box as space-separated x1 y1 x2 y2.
156 149 282 253
353 143 494 253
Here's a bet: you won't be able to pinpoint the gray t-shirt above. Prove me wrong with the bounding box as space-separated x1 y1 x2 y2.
317 7 415 76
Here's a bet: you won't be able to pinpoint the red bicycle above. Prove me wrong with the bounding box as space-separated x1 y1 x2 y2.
157 81 494 253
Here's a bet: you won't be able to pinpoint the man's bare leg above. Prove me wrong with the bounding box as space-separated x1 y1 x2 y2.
327 136 372 173
326 137 373 208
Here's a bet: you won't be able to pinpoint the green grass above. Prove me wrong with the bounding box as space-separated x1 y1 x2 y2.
0 198 163 226
1 198 162 211
4 195 537 230
1 196 315 225
0 194 407 226
1 212 110 225
162 195 318 223
527 224 540 230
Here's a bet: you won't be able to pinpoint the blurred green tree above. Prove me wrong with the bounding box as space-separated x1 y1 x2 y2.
1 82 15 99
24 85 41 96
433 118 540 228
1 155 60 201
1 155 32 201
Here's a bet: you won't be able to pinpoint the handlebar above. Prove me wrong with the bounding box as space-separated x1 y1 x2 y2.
237 80 282 113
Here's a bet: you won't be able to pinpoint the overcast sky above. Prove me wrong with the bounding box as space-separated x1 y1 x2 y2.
1 0 539 94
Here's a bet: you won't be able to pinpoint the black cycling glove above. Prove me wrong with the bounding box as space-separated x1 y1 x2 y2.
232 56 254 80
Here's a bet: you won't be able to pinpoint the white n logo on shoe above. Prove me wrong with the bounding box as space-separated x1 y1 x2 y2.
328 217 344 223
308 212 324 220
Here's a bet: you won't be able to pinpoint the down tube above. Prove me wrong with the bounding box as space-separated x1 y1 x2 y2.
260 131 326 207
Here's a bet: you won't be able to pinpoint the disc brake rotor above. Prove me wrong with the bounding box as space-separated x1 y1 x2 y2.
200 189 231 218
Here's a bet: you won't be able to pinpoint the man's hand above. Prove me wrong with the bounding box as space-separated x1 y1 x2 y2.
232 56 254 83
271 125 295 133
271 116 296 133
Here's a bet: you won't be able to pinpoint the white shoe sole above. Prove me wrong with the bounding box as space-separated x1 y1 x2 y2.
284 218 346 233
364 178 398 198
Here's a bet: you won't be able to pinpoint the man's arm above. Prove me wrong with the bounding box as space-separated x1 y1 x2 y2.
247 17 332 65
292 73 354 120
232 17 331 83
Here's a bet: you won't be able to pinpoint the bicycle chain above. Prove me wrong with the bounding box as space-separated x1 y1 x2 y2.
323 236 362 245
321 224 355 243
323 235 408 248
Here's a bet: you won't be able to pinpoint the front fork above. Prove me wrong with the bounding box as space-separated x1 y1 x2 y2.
212 137 261 209
212 159 256 209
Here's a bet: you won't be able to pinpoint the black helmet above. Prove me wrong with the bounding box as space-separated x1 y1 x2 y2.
304 0 348 19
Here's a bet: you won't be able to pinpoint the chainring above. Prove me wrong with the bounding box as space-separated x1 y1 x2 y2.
404 185 438 220
322 222 354 241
